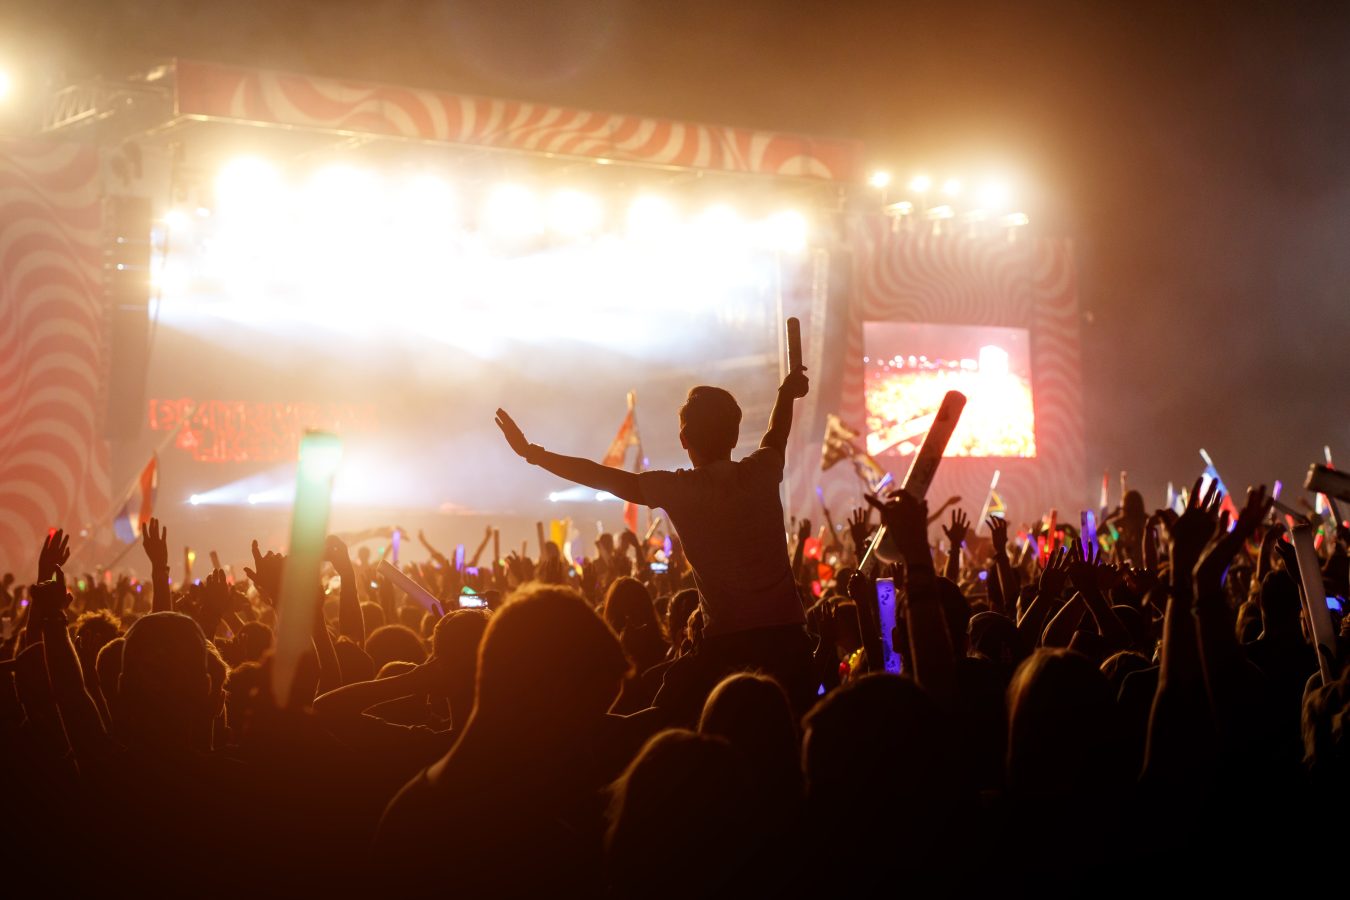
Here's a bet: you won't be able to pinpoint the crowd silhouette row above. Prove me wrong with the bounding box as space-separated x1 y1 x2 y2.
2 370 1347 897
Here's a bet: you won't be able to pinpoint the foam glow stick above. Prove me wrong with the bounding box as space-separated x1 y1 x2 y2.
1165 481 1176 511
272 431 343 707
977 469 1001 529
859 391 966 571
1100 471 1109 511
492 529 500 566
377 558 441 614
391 529 401 564
1289 523 1338 684
786 317 803 373
875 577 902 674
1081 510 1097 552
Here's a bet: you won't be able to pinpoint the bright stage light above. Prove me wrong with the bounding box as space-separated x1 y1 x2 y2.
927 205 955 220
483 184 543 238
764 210 809 253
247 493 261 505
695 204 744 244
162 208 191 231
1003 212 1030 227
977 181 1012 211
216 157 283 210
869 170 892 189
548 189 603 236
942 178 962 197
188 494 202 506
627 195 679 240
909 174 932 193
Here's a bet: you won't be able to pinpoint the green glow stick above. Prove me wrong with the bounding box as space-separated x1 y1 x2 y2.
271 431 343 707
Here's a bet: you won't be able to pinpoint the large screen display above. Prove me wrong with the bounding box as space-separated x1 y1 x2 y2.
863 322 1036 459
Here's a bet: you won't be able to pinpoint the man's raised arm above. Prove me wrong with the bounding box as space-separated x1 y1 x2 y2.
760 369 810 456
495 408 645 505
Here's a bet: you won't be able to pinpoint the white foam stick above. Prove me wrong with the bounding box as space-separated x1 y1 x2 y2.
859 390 967 570
377 559 441 614
1289 524 1338 684
899 391 967 500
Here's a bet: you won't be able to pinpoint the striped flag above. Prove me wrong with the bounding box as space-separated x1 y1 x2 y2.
113 455 158 544
602 392 642 534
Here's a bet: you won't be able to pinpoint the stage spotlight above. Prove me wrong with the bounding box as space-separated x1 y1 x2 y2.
627 195 679 239
216 157 282 209
908 174 932 193
483 183 543 238
869 170 892 189
978 181 1012 211
765 210 809 253
189 494 202 506
548 189 603 236
926 205 955 220
163 208 191 231
1003 212 1030 227
696 204 744 243
942 178 962 197
247 493 261 505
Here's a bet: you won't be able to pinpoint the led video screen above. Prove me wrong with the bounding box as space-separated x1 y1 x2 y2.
863 322 1036 459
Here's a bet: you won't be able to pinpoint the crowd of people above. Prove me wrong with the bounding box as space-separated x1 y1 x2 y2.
2 368 1347 897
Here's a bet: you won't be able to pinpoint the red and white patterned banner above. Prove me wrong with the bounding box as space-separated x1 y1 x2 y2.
0 140 111 576
173 59 863 182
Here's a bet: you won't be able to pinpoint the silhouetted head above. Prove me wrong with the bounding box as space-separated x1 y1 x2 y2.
473 584 629 735
603 577 662 636
333 636 375 683
666 589 699 641
365 624 427 671
803 674 961 830
1100 650 1150 697
606 729 752 900
118 611 212 751
74 609 121 664
968 610 1020 665
678 386 741 463
1122 490 1146 522
1007 648 1121 804
699 673 802 805
236 621 273 662
360 600 386 632
1260 569 1303 633
431 608 490 724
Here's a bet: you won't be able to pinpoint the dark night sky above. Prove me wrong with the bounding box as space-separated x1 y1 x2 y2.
7 1 1349 506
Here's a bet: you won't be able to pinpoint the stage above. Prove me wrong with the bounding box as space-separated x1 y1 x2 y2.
0 60 1085 575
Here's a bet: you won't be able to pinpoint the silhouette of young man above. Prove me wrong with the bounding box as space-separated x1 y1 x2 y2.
495 367 814 714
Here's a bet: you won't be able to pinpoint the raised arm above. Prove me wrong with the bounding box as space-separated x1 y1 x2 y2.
941 510 969 583
33 568 108 761
325 535 365 646
495 408 645 505
141 518 171 613
867 492 956 706
760 368 810 456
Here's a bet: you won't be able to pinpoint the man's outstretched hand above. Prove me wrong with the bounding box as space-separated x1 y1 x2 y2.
779 369 809 400
494 409 532 459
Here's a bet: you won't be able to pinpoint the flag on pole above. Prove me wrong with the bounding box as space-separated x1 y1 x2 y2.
113 455 158 544
602 391 642 534
1198 448 1240 522
820 413 888 490
1099 471 1109 512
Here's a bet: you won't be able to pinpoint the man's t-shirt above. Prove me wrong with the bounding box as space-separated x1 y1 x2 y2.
638 446 805 638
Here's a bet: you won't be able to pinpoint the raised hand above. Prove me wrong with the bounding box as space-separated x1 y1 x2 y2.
323 534 352 571
1038 546 1070 597
140 517 168 571
779 368 809 399
29 566 72 627
1067 538 1108 595
38 529 71 582
1169 476 1224 595
1194 485 1272 598
943 509 970 549
244 540 286 606
797 518 812 546
864 491 931 570
987 516 1009 557
847 507 870 556
494 409 531 458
